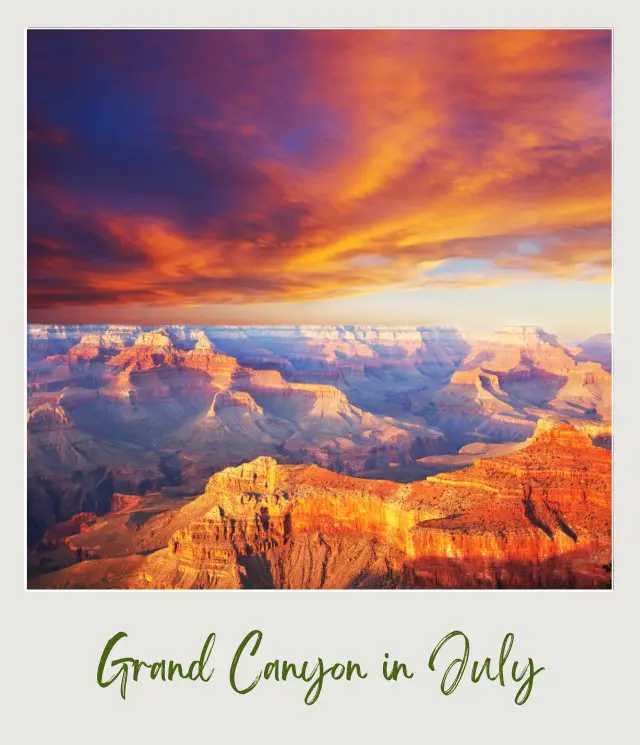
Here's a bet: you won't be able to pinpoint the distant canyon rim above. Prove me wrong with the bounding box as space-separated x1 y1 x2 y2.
26 324 612 589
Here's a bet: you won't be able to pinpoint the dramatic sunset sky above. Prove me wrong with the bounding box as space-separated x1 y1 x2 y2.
27 29 611 340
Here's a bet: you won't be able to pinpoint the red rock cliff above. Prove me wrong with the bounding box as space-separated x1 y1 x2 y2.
132 424 610 589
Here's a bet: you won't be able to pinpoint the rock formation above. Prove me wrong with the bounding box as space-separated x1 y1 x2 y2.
26 323 612 589
32 423 611 589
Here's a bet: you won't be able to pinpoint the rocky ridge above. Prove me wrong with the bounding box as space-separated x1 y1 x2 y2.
32 423 610 589
27 324 612 566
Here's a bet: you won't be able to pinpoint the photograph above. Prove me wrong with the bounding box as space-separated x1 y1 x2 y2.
26 28 612 590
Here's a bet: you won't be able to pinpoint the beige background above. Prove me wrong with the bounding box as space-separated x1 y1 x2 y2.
6 2 637 742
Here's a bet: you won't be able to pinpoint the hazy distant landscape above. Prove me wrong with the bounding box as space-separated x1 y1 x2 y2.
27 324 612 589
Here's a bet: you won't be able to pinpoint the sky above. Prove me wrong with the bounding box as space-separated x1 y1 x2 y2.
27 29 612 341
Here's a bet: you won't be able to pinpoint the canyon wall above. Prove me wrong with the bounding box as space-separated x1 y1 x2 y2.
106 423 611 590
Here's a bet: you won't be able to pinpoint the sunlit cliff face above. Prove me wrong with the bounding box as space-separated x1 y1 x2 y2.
28 30 611 327
132 424 611 590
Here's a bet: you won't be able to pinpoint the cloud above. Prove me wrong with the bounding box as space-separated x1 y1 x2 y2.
27 29 611 318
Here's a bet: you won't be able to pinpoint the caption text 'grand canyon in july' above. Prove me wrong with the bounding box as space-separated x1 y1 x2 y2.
27 30 612 589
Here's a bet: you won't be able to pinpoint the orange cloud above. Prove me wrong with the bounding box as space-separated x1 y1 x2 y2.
27 29 611 319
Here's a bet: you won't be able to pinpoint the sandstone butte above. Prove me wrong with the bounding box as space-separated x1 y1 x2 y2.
32 422 611 590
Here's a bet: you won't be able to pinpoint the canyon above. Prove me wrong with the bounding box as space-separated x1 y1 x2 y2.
27 324 612 589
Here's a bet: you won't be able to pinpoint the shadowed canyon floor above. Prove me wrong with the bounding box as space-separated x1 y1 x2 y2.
27 325 612 589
